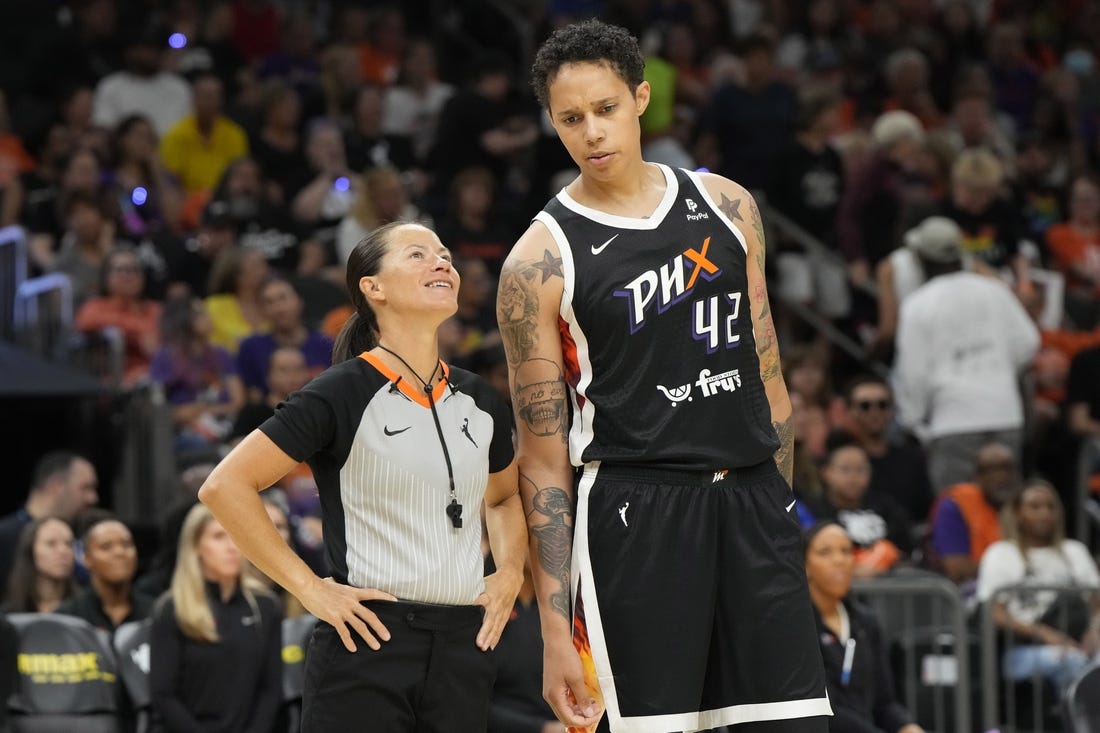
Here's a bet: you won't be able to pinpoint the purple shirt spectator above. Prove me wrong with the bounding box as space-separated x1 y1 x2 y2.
150 344 238 405
236 332 334 396
930 498 971 558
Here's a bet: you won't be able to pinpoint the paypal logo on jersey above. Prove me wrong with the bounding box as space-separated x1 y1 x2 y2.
613 236 721 333
685 198 709 221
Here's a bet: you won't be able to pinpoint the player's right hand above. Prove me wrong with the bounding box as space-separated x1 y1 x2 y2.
298 576 396 652
543 638 602 730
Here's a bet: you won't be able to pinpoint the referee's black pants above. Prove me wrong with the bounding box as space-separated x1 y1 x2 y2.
300 599 496 732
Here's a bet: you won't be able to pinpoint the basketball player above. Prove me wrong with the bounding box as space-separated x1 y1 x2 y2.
497 20 831 733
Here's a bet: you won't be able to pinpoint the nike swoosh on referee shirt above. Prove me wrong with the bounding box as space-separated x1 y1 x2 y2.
590 234 619 255
384 425 411 436
785 500 797 513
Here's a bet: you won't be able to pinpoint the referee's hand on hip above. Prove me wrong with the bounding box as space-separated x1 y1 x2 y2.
299 576 397 652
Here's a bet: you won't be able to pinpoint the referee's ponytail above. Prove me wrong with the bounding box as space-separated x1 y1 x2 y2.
334 221 406 363
333 310 378 363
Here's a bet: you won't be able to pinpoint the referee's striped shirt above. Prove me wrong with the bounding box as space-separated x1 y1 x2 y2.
261 352 514 605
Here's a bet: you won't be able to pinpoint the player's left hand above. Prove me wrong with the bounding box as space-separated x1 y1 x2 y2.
475 567 523 650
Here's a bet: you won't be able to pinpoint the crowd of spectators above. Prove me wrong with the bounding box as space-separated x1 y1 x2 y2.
3 0 1100 730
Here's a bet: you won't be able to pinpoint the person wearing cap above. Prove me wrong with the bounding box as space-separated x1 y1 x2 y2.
892 215 1039 493
162 199 239 299
92 25 192 137
875 215 966 355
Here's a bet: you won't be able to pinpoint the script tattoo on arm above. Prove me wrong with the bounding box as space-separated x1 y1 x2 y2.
514 358 569 444
497 249 562 368
526 479 574 621
747 196 781 383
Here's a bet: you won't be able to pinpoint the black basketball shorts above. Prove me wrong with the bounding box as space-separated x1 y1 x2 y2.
570 460 831 732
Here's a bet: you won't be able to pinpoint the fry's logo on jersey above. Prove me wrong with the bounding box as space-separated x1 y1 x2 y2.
613 236 720 333
656 368 742 406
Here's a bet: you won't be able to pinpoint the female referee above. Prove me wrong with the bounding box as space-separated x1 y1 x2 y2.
198 221 527 731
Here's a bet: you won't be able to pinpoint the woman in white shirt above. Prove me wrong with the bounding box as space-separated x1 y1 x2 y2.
977 479 1100 692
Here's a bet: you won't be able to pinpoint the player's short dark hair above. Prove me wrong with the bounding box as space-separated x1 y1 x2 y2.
530 19 645 110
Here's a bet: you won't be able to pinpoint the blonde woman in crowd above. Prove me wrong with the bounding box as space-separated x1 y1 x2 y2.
149 503 283 733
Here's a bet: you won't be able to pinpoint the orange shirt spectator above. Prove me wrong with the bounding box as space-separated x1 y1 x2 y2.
1046 223 1100 296
1045 175 1100 297
76 297 162 384
0 135 34 176
75 249 163 385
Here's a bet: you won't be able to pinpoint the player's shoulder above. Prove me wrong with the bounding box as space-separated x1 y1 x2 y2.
301 356 386 403
499 219 565 300
693 170 756 205
505 218 558 263
688 170 761 248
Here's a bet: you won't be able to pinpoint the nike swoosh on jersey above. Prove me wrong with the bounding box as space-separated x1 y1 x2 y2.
383 425 411 436
785 499 797 513
590 233 619 255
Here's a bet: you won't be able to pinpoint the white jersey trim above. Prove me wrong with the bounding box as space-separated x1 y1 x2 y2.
532 211 596 467
684 168 749 255
575 462 832 733
555 163 678 230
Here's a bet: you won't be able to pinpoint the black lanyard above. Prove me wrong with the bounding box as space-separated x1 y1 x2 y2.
378 345 463 529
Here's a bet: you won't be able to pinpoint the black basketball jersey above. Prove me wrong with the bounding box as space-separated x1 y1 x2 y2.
536 164 779 470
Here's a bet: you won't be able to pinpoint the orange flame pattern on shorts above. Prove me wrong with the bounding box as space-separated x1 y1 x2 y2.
568 587 605 733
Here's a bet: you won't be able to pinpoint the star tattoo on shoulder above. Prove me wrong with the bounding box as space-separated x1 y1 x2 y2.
718 192 743 222
531 249 563 283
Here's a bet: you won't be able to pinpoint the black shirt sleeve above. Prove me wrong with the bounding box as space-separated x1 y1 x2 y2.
149 600 204 733
1066 346 1100 417
259 365 347 462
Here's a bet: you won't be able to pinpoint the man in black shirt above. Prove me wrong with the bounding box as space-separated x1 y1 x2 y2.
1067 344 1100 440
429 53 538 210
1066 344 1100 514
768 85 849 321
0 451 98 591
838 374 934 523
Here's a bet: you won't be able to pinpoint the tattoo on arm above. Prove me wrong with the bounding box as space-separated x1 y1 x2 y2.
531 249 564 282
747 196 782 382
513 358 569 444
773 416 794 488
526 482 574 621
497 249 562 368
718 192 743 222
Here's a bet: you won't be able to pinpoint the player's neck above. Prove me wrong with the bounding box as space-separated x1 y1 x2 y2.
573 160 664 213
